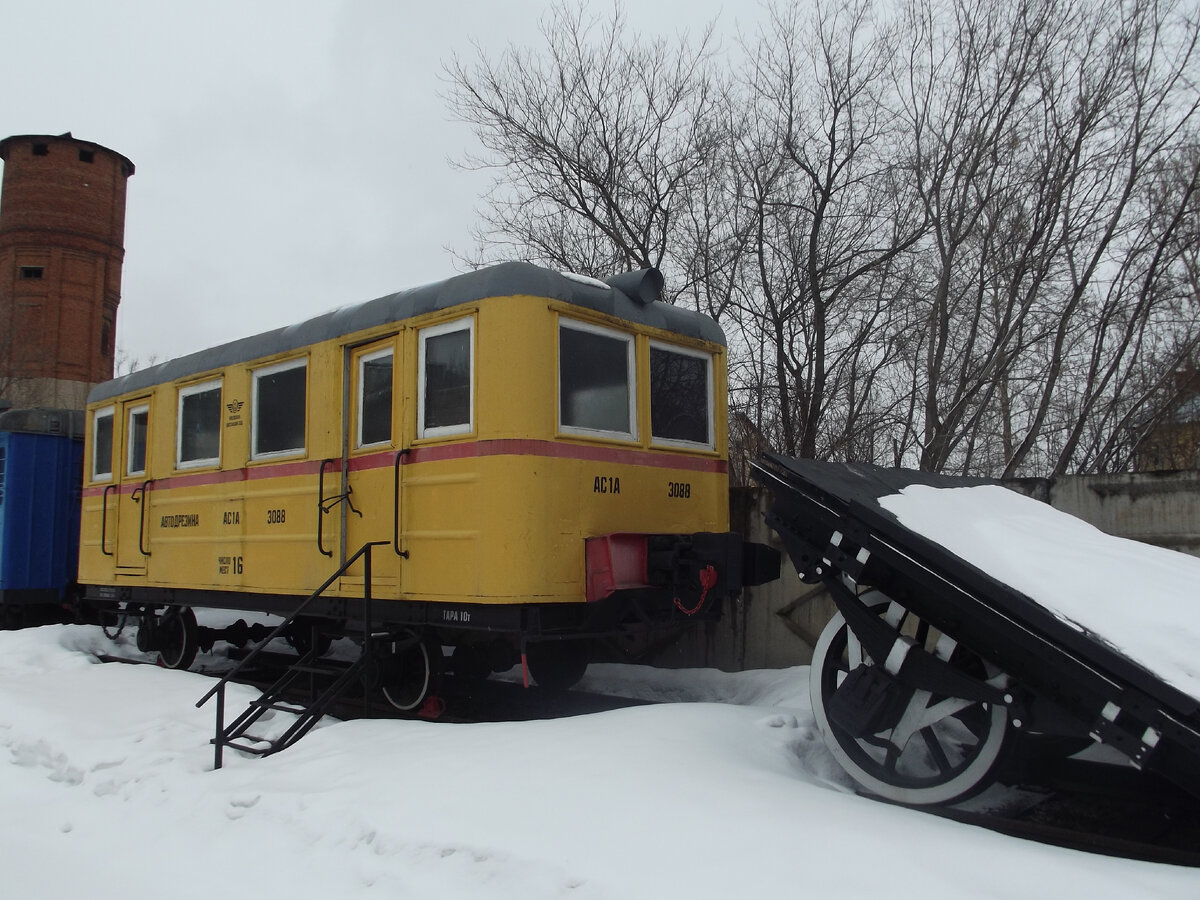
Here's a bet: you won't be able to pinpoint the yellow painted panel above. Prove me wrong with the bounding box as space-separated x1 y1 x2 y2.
79 289 732 611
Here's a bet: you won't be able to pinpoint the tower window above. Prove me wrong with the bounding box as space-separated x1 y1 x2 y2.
79 149 94 163
19 266 44 279
32 143 48 156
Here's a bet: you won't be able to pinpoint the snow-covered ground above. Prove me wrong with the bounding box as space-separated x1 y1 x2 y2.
1 625 1197 898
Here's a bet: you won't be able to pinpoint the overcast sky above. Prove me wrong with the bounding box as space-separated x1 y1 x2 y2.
0 0 755 367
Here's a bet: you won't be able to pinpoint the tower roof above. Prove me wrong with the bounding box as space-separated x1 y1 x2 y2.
0 132 134 176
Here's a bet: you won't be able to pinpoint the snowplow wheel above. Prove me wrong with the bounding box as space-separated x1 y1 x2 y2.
157 607 199 670
810 595 1012 806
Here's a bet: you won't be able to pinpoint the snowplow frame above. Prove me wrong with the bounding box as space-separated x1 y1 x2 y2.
751 453 1200 799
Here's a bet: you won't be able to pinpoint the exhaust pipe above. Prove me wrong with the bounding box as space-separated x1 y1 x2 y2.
606 267 664 306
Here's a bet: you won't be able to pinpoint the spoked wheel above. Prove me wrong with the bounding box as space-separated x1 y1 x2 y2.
380 630 442 711
811 595 1012 806
156 607 199 670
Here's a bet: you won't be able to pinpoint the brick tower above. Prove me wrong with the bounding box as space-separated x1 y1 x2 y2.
0 133 135 410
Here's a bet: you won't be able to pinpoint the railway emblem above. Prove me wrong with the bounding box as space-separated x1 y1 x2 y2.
225 399 245 428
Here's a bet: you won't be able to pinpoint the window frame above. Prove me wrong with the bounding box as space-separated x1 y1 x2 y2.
251 357 308 460
648 340 716 450
126 404 150 477
417 318 475 440
557 318 638 442
356 346 395 449
92 407 115 482
176 378 223 470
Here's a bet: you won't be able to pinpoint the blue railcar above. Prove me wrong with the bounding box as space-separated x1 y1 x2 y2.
0 408 84 626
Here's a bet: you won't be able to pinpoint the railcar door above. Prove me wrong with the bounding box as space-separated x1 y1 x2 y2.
340 338 404 595
115 398 152 574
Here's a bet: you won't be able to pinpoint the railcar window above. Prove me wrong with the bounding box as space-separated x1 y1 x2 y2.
92 408 114 480
127 405 149 476
252 359 307 458
419 320 473 438
177 379 222 468
358 348 394 447
559 320 635 438
650 344 713 447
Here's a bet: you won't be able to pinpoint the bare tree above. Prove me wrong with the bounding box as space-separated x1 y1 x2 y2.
724 0 926 460
443 3 723 286
893 0 1200 475
444 0 1200 477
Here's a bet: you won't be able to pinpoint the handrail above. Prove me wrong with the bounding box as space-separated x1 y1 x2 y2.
100 485 116 556
393 449 410 558
196 540 387 709
132 479 154 556
316 459 335 556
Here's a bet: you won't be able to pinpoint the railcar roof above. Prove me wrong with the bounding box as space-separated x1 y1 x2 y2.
0 407 85 438
89 262 726 404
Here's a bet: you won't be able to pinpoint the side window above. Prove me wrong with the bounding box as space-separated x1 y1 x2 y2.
127 404 149 476
357 348 394 448
650 343 713 448
418 319 473 438
559 320 636 439
253 359 307 458
92 408 114 481
177 379 222 468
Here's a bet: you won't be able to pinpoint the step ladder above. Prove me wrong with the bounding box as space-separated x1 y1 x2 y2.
212 643 367 761
196 541 387 769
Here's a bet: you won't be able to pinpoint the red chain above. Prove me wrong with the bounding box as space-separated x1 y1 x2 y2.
674 565 719 616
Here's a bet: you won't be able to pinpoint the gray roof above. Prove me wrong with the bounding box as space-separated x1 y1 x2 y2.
89 262 726 403
0 407 85 438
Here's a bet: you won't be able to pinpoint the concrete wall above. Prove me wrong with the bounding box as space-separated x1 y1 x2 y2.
662 470 1200 672
1008 470 1200 556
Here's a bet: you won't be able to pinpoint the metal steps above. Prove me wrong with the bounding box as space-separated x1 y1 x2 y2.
196 540 388 769
213 644 369 763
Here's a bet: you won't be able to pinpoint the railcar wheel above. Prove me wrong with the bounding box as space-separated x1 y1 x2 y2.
286 616 334 658
526 640 590 691
380 631 442 711
810 596 1011 806
156 608 199 671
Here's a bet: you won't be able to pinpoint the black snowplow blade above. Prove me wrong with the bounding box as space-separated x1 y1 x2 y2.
751 453 1200 799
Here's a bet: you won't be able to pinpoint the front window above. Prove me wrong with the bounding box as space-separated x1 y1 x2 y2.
559 320 636 439
127 405 149 476
177 379 222 468
358 348 394 448
253 359 307 458
92 408 114 481
418 319 473 438
650 343 713 447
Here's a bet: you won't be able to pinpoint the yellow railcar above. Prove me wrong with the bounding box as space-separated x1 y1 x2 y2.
79 263 776 700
